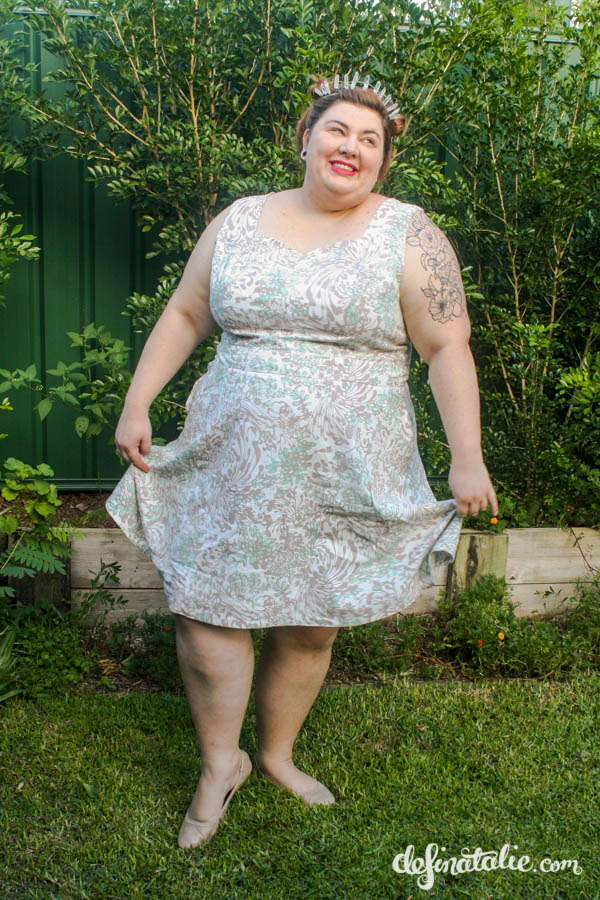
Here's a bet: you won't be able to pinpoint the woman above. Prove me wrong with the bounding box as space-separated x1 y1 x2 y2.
106 71 498 849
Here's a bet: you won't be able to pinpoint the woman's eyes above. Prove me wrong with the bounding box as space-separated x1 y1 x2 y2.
331 127 376 145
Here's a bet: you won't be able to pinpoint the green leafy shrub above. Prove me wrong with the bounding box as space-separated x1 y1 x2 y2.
70 559 129 637
333 621 390 679
0 323 133 439
435 574 580 678
0 624 21 702
555 572 600 671
0 28 40 309
116 610 181 692
0 456 76 605
9 602 95 698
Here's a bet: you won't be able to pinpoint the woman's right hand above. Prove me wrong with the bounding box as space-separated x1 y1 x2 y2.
114 406 152 473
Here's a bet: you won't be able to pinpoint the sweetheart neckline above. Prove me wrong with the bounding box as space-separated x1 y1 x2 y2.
253 193 395 258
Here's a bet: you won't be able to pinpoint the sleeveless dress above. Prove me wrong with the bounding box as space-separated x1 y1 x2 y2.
105 192 462 628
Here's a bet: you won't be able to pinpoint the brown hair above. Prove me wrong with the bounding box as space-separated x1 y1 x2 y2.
295 75 407 184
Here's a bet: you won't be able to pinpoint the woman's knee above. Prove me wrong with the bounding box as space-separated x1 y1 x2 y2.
269 624 339 653
174 613 219 644
174 614 251 665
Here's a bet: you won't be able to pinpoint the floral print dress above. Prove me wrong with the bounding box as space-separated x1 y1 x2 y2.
105 192 462 628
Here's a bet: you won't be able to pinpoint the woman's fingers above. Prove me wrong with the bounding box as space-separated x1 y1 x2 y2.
114 409 152 473
457 498 486 517
455 492 498 518
453 489 494 517
116 442 150 472
127 445 151 473
449 459 499 519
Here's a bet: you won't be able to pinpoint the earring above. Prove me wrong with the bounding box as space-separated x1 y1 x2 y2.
301 148 308 160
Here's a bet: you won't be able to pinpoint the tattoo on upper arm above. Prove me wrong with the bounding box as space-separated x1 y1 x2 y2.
406 209 466 323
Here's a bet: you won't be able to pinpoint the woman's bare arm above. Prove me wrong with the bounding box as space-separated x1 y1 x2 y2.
114 205 230 471
123 206 229 414
400 208 498 518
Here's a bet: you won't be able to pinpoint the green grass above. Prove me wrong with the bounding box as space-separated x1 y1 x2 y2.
1 673 598 899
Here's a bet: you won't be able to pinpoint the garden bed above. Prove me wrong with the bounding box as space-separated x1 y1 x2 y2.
70 525 600 624
54 491 117 529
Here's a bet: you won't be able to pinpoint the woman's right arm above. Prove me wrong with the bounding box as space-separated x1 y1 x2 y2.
114 206 230 472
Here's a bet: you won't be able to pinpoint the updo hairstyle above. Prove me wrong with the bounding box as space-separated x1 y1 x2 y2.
295 75 407 183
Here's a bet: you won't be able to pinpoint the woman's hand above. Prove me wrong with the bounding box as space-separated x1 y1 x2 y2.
114 405 152 473
448 457 498 518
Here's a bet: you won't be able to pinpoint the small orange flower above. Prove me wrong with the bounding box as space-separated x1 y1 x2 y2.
498 632 505 640
165 626 172 631
490 517 498 524
477 639 483 646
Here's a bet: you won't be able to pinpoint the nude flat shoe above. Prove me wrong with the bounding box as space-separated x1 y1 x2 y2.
253 755 335 806
177 750 252 849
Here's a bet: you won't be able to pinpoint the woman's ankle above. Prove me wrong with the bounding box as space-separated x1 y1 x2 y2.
200 748 242 777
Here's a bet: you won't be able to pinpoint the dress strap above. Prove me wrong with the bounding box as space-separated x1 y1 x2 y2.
375 200 421 283
212 194 267 253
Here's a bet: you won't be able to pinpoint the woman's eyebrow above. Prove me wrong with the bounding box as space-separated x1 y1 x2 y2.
326 118 381 136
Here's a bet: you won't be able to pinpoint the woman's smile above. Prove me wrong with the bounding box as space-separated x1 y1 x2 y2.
329 160 358 176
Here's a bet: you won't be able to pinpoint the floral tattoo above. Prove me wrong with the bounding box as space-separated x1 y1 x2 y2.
406 210 466 323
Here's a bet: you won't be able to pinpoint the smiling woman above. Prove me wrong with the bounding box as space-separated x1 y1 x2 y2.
105 69 497 850
296 75 405 186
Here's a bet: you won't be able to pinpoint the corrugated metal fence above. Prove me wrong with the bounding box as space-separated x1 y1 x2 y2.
1 17 165 488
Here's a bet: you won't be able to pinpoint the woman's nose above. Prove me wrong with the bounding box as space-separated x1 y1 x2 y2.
338 135 359 155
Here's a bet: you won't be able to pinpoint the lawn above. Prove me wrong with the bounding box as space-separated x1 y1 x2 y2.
1 671 597 898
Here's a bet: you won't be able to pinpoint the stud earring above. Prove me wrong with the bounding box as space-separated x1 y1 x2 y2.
301 148 308 160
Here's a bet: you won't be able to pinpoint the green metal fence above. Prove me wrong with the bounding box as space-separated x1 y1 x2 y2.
1 18 166 489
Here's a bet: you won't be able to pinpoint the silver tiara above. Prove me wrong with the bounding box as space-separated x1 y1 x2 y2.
313 71 402 121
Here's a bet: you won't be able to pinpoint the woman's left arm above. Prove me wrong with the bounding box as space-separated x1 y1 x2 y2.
399 208 498 518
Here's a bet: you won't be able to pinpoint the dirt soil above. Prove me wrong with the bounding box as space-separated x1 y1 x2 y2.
55 491 119 528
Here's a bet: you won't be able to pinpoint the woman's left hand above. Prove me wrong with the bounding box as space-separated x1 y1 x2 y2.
448 457 499 518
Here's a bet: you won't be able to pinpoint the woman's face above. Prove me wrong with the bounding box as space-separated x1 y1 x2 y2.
302 100 386 197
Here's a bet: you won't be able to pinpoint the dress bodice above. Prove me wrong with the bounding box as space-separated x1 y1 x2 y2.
208 192 421 385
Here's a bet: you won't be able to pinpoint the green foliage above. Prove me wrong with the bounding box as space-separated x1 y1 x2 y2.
1 457 62 523
0 319 205 440
397 0 600 527
434 573 595 677
0 405 80 604
0 623 21 702
69 560 181 691
0 209 39 307
70 559 130 637
0 9 41 304
11 611 94 698
116 610 181 691
0 559 133 699
333 614 428 680
98 607 181 691
558 571 600 657
332 620 390 677
0 323 133 439
0 0 598 521
557 350 600 501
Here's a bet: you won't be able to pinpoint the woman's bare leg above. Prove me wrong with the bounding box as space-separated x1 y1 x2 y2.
254 625 338 796
174 613 255 820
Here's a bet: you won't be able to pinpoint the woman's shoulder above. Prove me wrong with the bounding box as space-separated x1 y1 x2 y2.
209 193 266 231
378 196 425 237
380 194 423 214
